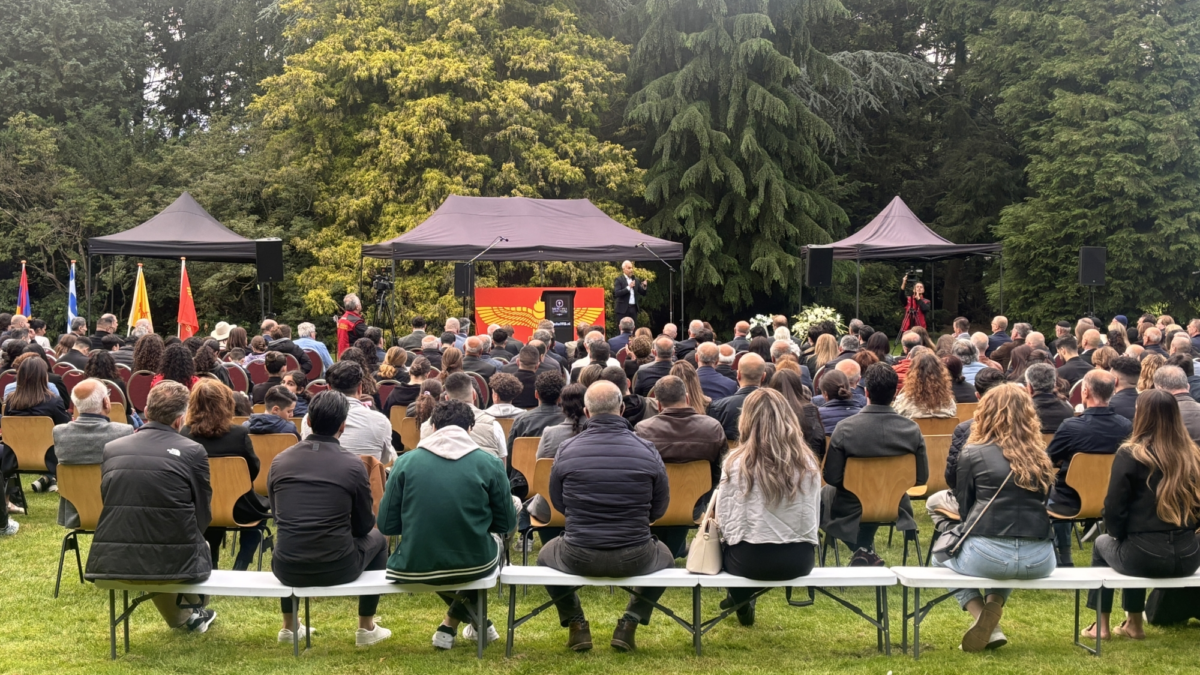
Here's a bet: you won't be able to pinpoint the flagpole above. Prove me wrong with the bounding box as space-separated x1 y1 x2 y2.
179 257 185 338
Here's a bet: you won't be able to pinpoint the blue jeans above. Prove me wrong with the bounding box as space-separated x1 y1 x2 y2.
932 536 1056 609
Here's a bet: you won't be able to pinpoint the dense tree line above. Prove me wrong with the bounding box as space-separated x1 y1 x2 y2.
1 0 1196 339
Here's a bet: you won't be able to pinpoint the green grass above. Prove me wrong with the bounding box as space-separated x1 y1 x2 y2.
3 490 1200 674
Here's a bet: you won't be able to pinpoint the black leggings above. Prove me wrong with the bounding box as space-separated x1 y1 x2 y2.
275 530 389 617
204 526 264 571
1087 530 1200 613
723 541 816 606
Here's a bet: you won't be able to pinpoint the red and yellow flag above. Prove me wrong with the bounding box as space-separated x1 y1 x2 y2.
177 258 198 339
127 263 152 334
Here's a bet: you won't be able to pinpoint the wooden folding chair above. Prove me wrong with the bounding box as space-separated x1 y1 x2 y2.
54 463 102 598
400 416 420 451
652 461 712 526
825 454 921 565
522 458 565 565
252 403 266 414
906 435 952 500
360 455 386 516
231 416 250 427
915 417 959 436
4 416 55 512
511 438 539 486
1042 432 1056 445
497 417 515 440
208 456 267 570
955 402 978 422
1048 453 1116 549
249 434 297 497
388 406 407 436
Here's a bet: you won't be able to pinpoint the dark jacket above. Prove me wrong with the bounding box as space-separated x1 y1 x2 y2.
84 422 213 582
183 424 271 523
396 329 427 351
707 385 759 440
674 339 699 364
633 360 673 397
1056 356 1093 387
608 332 632 355
1143 344 1169 359
463 355 497 380
266 338 313 375
1110 387 1138 421
612 275 647 315
635 406 726 488
1105 445 1198 540
725 336 750 353
990 337 1024 371
823 404 928 543
3 395 72 426
1188 375 1200 403
951 380 977 403
251 376 283 405
506 403 565 454
798 403 827 461
620 394 655 426
384 382 422 416
715 363 737 381
817 398 862 435
697 365 737 402
111 346 135 369
59 349 90 371
500 368 538 408
986 331 1011 356
956 442 1054 540
246 413 300 438
1032 392 1074 433
550 414 669 550
268 435 375 575
1046 407 1132 514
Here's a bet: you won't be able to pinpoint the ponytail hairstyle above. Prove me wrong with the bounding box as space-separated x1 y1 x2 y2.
412 378 443 425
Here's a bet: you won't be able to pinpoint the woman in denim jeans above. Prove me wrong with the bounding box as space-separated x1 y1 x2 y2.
933 384 1058 652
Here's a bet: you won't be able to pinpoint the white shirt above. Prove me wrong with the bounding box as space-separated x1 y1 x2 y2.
300 393 394 464
34 335 51 350
570 357 621 373
624 275 636 305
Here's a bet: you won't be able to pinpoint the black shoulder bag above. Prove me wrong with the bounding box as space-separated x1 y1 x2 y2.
932 471 1014 563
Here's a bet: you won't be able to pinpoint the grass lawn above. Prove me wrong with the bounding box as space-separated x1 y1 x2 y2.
2 489 1199 674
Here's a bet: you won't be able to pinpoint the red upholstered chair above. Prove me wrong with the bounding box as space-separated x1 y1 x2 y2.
616 347 628 366
0 369 15 394
731 352 744 376
102 380 126 406
247 360 269 385
45 353 56 365
127 371 155 413
306 380 329 396
468 372 489 405
61 370 87 395
303 350 323 381
1068 380 1084 407
53 362 74 376
377 380 399 405
429 368 440 379
284 354 300 373
224 363 249 394
115 364 132 384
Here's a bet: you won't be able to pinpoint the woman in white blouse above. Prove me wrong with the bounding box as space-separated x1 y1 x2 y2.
715 388 821 626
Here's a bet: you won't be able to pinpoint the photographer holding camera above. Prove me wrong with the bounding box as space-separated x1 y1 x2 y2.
899 271 931 332
337 293 368 358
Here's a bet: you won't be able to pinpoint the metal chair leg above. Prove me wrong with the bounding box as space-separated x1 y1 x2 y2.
54 532 71 598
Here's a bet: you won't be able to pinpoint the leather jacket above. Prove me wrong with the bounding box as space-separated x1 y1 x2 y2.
955 442 1053 540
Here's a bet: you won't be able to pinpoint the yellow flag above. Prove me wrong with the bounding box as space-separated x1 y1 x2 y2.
127 263 152 334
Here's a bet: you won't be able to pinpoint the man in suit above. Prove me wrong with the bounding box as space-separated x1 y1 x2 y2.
1049 320 1072 353
952 317 971 340
715 344 737 381
1055 336 1093 387
632 338 675 397
1079 329 1102 365
706 353 766 441
725 322 751 353
990 322 1029 371
1187 319 1200 354
1108 356 1140 420
90 313 118 345
673 320 703 363
397 315 427 351
822 363 928 567
985 316 1010 356
1025 364 1074 433
608 317 635 355
1045 369 1130 566
1142 327 1168 359
612 261 647 324
827 335 860 368
420 335 443 370
462 336 497 379
52 379 135 529
695 343 737 402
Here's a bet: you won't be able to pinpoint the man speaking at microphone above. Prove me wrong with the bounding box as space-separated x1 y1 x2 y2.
613 261 647 325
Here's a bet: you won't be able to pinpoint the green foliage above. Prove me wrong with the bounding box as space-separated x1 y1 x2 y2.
981 0 1200 323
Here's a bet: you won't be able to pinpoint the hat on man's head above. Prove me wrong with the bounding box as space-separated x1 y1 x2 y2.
1113 315 1128 327
210 321 232 341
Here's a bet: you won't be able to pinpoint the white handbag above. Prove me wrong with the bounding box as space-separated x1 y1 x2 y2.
686 488 722 575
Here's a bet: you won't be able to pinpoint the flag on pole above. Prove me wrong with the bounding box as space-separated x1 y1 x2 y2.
127 263 152 335
16 260 30 316
177 258 198 339
67 260 78 335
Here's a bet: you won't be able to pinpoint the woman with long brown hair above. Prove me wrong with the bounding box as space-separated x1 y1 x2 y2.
53 334 77 361
435 346 482 402
931 384 1057 652
893 351 957 419
768 369 826 459
224 326 249 357
406 379 443 425
715 388 821 626
132 333 165 373
1082 389 1200 640
669 360 710 414
5 356 72 493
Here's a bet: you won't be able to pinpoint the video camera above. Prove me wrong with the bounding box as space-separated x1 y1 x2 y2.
372 270 394 295
904 268 923 287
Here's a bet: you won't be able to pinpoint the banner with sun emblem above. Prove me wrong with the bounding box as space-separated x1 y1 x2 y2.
475 287 605 343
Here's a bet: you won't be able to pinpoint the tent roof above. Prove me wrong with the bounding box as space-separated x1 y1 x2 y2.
362 195 683 262
803 196 1001 261
88 192 258 262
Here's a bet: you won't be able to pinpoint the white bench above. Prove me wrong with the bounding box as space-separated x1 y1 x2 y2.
891 566 1107 658
93 571 293 660
291 568 500 658
500 565 897 656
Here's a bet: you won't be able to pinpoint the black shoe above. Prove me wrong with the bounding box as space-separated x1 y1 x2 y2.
567 620 592 652
720 594 756 626
184 609 217 633
849 548 885 567
611 618 638 652
30 476 51 493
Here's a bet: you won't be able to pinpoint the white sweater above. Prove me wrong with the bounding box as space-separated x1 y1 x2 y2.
715 457 821 546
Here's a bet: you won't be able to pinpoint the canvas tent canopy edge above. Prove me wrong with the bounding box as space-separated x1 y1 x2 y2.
87 192 258 263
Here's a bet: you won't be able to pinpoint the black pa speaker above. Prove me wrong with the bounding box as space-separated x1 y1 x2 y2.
1079 247 1106 287
806 247 833 287
256 239 284 283
454 263 475 298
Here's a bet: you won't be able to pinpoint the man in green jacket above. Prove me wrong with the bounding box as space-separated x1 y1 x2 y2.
377 399 516 650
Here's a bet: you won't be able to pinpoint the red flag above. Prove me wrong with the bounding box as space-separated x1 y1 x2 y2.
177 258 199 339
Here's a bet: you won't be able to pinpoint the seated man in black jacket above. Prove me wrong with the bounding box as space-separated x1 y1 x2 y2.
269 391 391 647
1025 363 1074 432
707 353 766 440
1108 355 1141 421
1045 369 1132 566
538 381 672 653
251 351 287 405
84 381 217 633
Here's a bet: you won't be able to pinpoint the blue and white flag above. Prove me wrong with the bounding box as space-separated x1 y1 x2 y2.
67 260 78 335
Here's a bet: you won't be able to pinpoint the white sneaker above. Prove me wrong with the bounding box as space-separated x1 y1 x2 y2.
462 621 500 644
278 624 315 642
1 520 18 536
356 623 391 647
432 625 456 650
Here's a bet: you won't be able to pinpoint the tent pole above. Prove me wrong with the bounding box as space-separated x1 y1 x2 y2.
855 258 861 319
999 254 1004 314
390 259 397 342
668 268 674 326
86 254 93 326
680 263 685 330
358 255 364 300
109 256 115 315
799 254 805 316
259 282 265 321
931 261 936 331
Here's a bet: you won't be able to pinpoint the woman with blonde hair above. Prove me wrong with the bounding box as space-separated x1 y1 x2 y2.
1091 346 1118 372
669 359 710 414
376 346 409 382
715 388 822 626
1082 389 1200 640
1137 353 1165 392
894 351 957 419
932 384 1057 652
806 333 838 375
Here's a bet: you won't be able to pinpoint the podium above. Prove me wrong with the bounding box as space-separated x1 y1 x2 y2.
541 290 577 344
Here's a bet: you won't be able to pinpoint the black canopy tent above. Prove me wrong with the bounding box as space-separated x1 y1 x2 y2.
86 192 261 323
361 195 686 326
800 196 1004 321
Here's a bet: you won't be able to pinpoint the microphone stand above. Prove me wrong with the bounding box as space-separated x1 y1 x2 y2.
638 243 675 325
466 236 507 319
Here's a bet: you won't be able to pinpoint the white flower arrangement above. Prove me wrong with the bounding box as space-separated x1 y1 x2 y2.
792 306 846 338
748 314 775 331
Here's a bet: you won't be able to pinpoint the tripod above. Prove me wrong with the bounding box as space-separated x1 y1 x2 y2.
373 289 395 341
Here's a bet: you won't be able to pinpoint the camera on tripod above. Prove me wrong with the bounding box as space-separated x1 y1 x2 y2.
372 270 394 296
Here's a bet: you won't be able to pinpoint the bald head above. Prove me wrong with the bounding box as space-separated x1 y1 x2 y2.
835 358 861 386
770 340 792 363
737 353 766 387
662 323 678 340
654 337 674 360
1026 331 1046 349
718 344 735 364
1144 327 1163 345
71 378 110 415
584 381 623 416
1082 329 1102 350
1082 369 1116 405
697 342 719 366
734 321 749 337
464 336 483 356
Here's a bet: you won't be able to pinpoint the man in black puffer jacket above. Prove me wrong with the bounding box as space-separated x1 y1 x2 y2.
537 381 672 654
267 325 313 375
84 381 218 633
